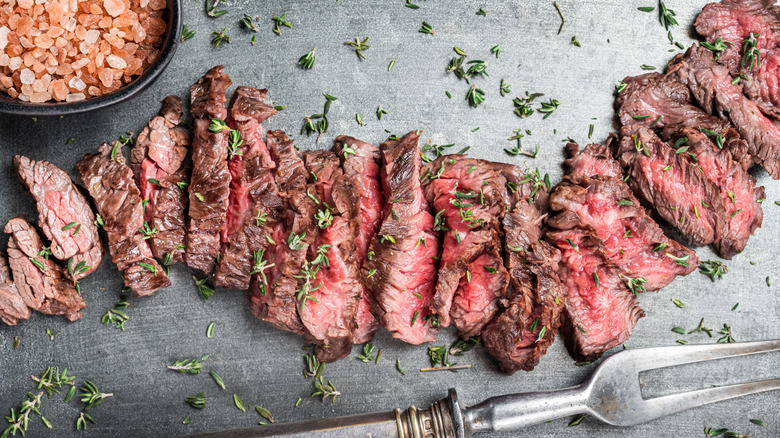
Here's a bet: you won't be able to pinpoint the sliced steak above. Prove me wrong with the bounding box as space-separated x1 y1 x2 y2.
549 175 697 290
186 65 232 273
76 143 171 296
617 125 728 248
670 128 764 258
363 131 439 344
333 136 383 344
214 87 279 289
422 156 509 338
14 156 103 281
669 45 780 178
129 96 191 264
247 130 315 335
0 251 31 325
563 142 623 179
483 202 565 374
5 217 84 321
547 224 645 362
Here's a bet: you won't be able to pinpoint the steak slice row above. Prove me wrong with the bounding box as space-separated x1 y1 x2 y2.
129 96 191 264
546 224 645 362
333 136 383 345
618 125 728 248
215 86 279 290
186 65 232 274
77 143 171 296
0 250 30 325
5 217 84 321
422 156 509 338
363 131 439 345
14 156 103 282
483 202 565 374
247 130 315 336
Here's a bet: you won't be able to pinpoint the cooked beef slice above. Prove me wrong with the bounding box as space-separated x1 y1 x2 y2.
547 225 645 362
363 131 439 344
5 217 84 321
564 143 623 179
77 143 171 296
669 45 780 178
549 175 697 290
421 156 509 337
247 130 315 335
671 128 765 258
615 72 732 134
129 96 191 264
14 156 103 281
483 202 565 374
492 163 551 215
617 125 728 248
214 87 279 290
333 136 383 344
186 65 232 274
0 251 30 325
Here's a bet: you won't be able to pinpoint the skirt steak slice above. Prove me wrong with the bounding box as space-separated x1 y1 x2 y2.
0 250 31 325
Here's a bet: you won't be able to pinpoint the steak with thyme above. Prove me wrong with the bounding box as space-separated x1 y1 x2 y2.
77 143 171 296
14 156 103 282
129 96 191 264
563 142 623 179
0 251 30 326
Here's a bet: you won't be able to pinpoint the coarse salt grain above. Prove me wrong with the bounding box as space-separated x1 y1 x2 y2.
0 26 9 50
19 68 35 84
68 75 85 91
65 92 85 102
105 54 126 69
85 29 99 44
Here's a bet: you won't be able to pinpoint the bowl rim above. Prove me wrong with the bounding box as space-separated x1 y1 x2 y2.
0 0 181 117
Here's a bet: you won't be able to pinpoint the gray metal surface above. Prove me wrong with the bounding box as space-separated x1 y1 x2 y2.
0 0 778 437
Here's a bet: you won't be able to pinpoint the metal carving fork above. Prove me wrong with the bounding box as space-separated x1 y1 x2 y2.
185 340 780 438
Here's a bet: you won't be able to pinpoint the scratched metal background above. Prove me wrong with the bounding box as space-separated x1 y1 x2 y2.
0 0 778 437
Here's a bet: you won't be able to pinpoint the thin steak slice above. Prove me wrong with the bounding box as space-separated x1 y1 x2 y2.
333 136 383 344
5 217 84 321
0 251 31 325
422 156 509 338
617 125 728 248
247 130 316 335
669 45 780 178
186 65 232 274
214 86 278 290
563 142 623 179
14 156 103 281
363 131 439 344
483 202 565 374
129 96 191 264
670 128 765 258
77 143 171 296
547 224 645 361
549 175 697 291
298 150 361 362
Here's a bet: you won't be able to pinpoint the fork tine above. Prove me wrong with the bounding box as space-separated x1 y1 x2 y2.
632 340 780 372
637 378 780 424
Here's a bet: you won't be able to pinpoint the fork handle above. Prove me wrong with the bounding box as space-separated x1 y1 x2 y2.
462 385 589 435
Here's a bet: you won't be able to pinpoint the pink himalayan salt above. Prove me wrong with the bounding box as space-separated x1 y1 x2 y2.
103 0 126 18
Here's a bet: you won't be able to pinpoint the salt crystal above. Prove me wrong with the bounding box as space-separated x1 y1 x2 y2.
64 17 76 32
34 33 53 49
79 41 90 54
0 26 9 50
28 27 41 37
32 79 46 92
85 29 99 44
68 75 85 91
65 92 85 102
17 93 30 102
20 84 33 95
17 0 32 9
103 0 126 18
105 54 126 69
0 54 9 67
30 92 51 103
19 68 35 84
8 56 22 70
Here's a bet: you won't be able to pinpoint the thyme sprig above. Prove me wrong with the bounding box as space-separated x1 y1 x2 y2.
30 367 75 397
181 24 196 42
239 14 258 32
357 343 376 363
227 129 243 159
466 84 485 108
186 393 206 409
344 36 370 60
76 412 96 430
298 48 316 69
741 32 761 71
101 295 131 330
1 392 44 437
312 377 340 403
79 380 112 410
701 37 730 61
699 260 728 282
272 13 291 35
211 27 230 48
205 0 227 18
194 275 215 299
168 359 203 374
419 21 434 35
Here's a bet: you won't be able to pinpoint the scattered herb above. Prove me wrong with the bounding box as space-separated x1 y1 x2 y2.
358 343 376 363
701 37 730 61
741 32 761 71
211 27 230 48
312 377 340 404
699 260 728 282
568 414 586 427
181 24 196 42
688 318 713 337
490 44 501 57
256 406 274 423
271 13 291 35
388 59 396 71
168 359 202 374
717 324 735 343
625 277 647 297
101 295 131 330
640 64 656 70
376 105 387 120
553 1 566 35
209 371 225 390
298 48 316 69
80 380 112 410
344 36 370 60
571 36 581 47
76 412 96 430
419 21 434 35
671 298 684 308
499 79 510 97
396 358 407 375
476 8 487 16
658 1 678 30
233 393 246 412
186 393 206 409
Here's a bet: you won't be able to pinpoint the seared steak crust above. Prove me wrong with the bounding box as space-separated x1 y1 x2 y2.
77 143 171 296
0 251 31 325
14 156 103 281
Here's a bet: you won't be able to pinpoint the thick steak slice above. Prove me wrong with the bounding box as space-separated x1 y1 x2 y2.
363 131 439 344
549 176 697 291
77 143 171 296
564 142 623 179
247 130 315 335
129 96 191 264
333 136 383 344
215 87 278 290
671 128 765 258
422 156 509 337
483 202 565 374
669 45 780 178
186 65 232 273
0 251 31 325
299 150 361 362
14 156 103 281
547 225 645 362
5 217 84 321
617 125 728 248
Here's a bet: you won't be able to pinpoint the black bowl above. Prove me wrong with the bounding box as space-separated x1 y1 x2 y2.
0 0 181 117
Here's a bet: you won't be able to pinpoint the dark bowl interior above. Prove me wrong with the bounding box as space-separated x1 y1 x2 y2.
0 0 181 117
